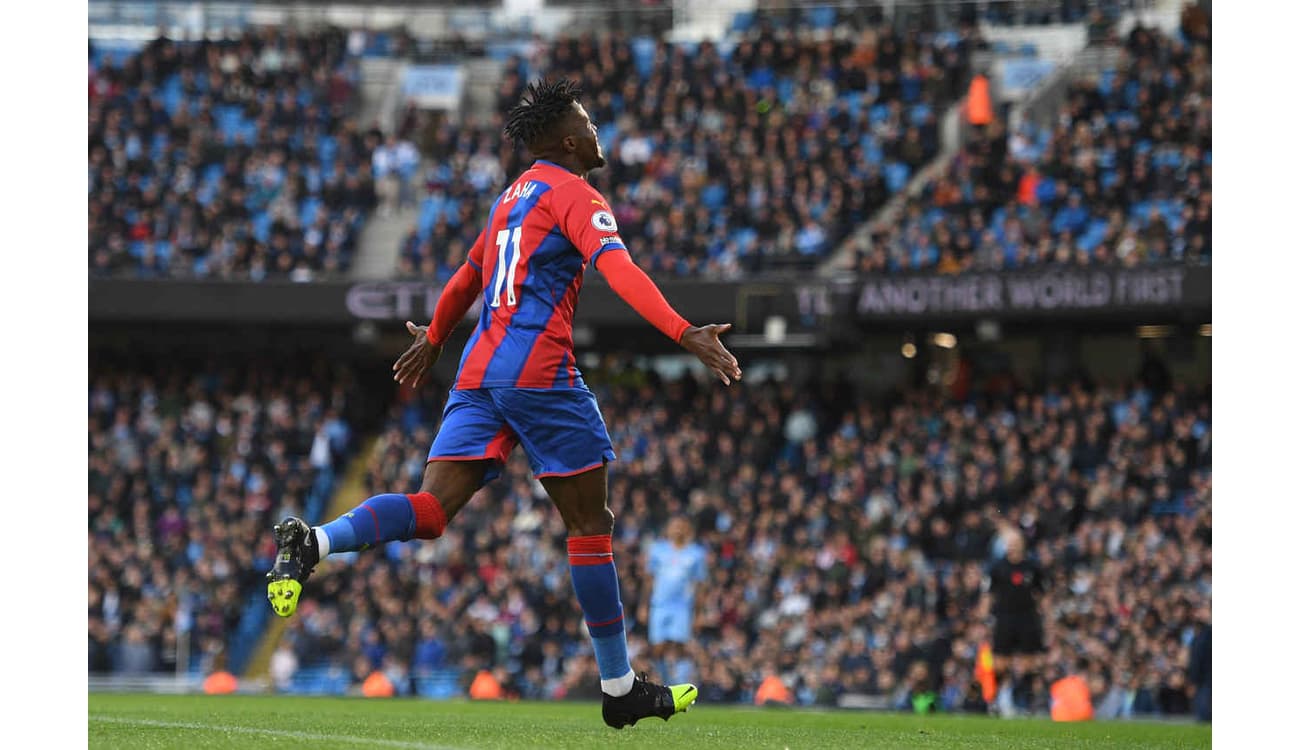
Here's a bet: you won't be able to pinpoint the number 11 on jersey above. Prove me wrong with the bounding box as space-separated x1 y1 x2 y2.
491 227 522 308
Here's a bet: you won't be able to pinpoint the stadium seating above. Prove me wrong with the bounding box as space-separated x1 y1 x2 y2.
88 30 375 279
275 369 1210 716
396 25 981 279
88 357 357 676
855 23 1211 273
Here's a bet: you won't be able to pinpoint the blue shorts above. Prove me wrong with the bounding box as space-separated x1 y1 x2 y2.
648 603 693 645
428 388 616 483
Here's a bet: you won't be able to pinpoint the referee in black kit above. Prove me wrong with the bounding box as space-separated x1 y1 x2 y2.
984 530 1046 715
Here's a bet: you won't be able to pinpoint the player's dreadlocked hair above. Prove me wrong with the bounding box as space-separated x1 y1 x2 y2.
504 78 584 150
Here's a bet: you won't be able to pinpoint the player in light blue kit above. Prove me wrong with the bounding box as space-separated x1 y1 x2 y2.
646 517 709 681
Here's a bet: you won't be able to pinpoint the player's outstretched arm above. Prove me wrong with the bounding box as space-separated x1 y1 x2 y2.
596 250 742 385
392 261 481 387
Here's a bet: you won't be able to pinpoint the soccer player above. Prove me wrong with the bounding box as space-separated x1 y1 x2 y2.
265 79 741 729
645 516 708 680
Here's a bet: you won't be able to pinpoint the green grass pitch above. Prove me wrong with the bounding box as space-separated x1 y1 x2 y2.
88 694 1210 749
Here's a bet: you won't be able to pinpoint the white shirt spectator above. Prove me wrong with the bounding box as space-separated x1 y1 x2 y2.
270 644 299 692
373 143 397 178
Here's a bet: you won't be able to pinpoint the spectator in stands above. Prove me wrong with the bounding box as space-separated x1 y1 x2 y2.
270 641 299 693
853 24 1210 275
262 363 1209 715
88 30 375 279
87 356 357 678
395 24 976 279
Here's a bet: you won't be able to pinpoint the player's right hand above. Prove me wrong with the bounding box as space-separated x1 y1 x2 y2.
680 324 742 386
392 321 442 388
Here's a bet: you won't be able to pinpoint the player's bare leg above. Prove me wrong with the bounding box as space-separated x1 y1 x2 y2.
266 459 489 617
542 466 697 728
418 459 492 520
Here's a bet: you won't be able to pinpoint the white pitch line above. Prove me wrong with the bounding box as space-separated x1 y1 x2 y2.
88 715 467 750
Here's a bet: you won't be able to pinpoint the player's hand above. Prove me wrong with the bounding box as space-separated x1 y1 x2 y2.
680 323 742 386
392 321 442 388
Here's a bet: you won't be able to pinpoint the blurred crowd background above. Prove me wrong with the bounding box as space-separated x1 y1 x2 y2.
88 3 1209 281
88 0 1212 724
89 351 1211 719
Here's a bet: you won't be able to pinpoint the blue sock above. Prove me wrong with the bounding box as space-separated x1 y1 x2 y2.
568 534 634 695
319 493 417 553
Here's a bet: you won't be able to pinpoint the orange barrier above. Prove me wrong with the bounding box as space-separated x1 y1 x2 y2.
362 670 395 698
1050 675 1094 722
754 674 794 706
469 669 504 700
202 670 238 695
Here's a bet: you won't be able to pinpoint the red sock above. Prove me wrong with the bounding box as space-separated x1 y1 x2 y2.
406 492 448 539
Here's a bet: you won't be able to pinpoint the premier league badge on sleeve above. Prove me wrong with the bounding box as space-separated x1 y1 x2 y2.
591 210 618 232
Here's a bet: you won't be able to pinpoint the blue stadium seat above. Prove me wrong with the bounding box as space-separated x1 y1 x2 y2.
317 135 338 165
701 183 727 210
863 139 883 165
631 37 657 80
776 78 795 105
364 32 391 57
161 78 184 115
252 212 272 243
1035 177 1058 206
802 6 836 30
149 132 169 160
731 227 758 253
884 162 910 193
747 67 775 91
1099 70 1116 97
933 31 961 49
300 197 322 227
414 672 462 700
201 163 224 186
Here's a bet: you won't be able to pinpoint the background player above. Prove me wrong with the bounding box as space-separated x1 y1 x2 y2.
264 78 741 730
645 516 709 684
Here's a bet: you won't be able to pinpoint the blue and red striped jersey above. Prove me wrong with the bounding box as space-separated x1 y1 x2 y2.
453 160 628 390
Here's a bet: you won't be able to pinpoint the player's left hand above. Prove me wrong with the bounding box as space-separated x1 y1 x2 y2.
392 321 442 388
680 323 742 386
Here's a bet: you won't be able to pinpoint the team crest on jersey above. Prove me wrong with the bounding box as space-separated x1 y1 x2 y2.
591 210 618 232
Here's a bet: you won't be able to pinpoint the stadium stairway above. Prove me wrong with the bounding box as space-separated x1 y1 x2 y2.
818 96 964 277
352 203 416 279
240 437 379 684
358 56 405 136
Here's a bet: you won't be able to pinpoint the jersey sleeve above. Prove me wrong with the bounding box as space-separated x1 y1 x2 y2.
550 179 628 265
466 229 486 272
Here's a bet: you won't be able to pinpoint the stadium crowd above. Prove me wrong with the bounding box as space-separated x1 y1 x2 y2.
396 21 981 280
88 29 377 280
853 22 1211 274
88 356 360 676
278 359 1210 719
90 13 1208 283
